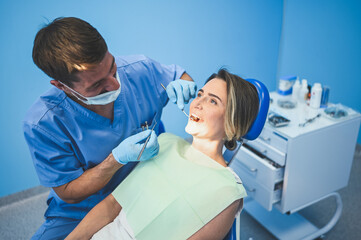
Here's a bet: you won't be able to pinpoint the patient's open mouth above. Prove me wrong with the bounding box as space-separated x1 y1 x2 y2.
190 113 200 122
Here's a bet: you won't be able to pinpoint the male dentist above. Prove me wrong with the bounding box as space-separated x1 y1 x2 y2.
23 17 196 239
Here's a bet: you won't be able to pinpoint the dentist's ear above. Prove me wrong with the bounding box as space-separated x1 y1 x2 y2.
50 80 66 91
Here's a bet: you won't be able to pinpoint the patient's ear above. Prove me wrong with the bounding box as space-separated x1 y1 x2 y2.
225 139 237 150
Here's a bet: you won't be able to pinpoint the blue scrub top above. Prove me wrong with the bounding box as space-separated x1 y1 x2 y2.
23 55 185 220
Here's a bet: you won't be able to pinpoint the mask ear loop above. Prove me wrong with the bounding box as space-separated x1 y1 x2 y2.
58 81 89 103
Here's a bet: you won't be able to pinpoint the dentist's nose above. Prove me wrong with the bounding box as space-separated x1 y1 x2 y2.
104 75 120 92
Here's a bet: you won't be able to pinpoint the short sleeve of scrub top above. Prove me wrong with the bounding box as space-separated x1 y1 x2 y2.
118 55 186 107
146 56 186 103
23 122 84 187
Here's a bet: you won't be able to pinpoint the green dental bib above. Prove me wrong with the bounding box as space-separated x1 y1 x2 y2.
112 133 246 240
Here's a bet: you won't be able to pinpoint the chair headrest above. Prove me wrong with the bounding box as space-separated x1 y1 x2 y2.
242 78 270 141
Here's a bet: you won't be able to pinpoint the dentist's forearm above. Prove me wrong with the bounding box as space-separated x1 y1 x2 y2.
53 153 122 204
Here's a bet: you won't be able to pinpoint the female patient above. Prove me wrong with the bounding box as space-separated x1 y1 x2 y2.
66 69 259 240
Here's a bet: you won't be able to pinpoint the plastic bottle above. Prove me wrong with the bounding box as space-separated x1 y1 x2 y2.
292 79 301 102
310 83 322 109
299 79 309 104
320 86 330 108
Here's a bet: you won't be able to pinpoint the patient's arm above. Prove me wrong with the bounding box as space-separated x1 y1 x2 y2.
188 199 243 240
65 194 121 240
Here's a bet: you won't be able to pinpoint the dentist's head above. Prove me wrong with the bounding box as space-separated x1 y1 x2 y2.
32 17 120 106
33 17 107 87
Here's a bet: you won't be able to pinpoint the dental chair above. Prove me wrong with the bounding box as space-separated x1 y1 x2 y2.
223 78 270 240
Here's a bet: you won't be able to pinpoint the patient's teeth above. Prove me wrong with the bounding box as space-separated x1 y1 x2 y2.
190 114 200 122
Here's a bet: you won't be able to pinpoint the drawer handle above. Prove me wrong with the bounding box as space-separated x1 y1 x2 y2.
244 185 256 192
260 136 271 142
240 162 257 173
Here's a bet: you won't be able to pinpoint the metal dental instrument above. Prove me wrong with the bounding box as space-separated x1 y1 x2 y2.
299 113 321 127
137 119 158 161
160 83 189 117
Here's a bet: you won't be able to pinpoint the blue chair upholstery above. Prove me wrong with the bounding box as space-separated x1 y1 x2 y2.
223 78 270 240
242 79 270 141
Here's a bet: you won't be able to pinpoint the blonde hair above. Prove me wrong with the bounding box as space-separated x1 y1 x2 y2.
206 69 259 142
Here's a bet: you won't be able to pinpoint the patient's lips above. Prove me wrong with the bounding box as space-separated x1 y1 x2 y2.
190 113 201 122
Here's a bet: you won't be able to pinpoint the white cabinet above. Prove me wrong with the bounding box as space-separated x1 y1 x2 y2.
231 146 283 210
229 92 361 214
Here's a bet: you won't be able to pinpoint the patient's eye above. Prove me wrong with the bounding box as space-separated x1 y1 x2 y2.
197 92 203 98
211 99 217 105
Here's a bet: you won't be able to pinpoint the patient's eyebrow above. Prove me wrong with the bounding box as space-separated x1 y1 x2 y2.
209 93 222 103
199 89 223 103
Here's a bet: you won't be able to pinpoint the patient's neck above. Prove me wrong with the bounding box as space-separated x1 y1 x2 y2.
191 137 227 167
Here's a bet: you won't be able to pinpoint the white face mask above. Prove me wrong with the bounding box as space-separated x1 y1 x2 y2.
60 71 121 105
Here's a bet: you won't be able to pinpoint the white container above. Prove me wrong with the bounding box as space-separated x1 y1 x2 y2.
278 75 297 96
299 79 309 103
292 79 301 101
310 83 322 109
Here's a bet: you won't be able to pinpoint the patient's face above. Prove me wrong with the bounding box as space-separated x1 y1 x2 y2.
185 78 227 140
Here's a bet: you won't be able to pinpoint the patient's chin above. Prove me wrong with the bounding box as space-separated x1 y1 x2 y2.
185 122 196 135
185 121 207 136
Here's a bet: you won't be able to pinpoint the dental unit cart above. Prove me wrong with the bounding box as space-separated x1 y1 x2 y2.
229 92 361 240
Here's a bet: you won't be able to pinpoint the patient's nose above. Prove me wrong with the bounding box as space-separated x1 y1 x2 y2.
194 99 204 110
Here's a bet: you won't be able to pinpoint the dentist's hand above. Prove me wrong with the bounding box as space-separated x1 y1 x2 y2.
166 79 197 110
112 130 159 165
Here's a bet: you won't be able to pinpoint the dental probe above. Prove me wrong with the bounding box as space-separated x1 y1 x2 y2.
160 83 189 117
137 119 158 161
299 113 321 127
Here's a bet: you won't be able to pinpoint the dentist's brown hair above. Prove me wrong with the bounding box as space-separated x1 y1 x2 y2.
32 17 108 87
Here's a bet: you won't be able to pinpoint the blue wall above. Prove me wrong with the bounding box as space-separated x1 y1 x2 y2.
0 0 283 197
1 0 360 197
278 0 361 142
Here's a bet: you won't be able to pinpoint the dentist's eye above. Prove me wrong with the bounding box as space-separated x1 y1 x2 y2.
91 82 101 90
211 99 217 105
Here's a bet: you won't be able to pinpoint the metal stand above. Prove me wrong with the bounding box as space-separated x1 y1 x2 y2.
244 192 342 240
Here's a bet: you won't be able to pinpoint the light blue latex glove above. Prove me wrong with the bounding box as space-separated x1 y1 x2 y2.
112 130 159 164
166 79 197 110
